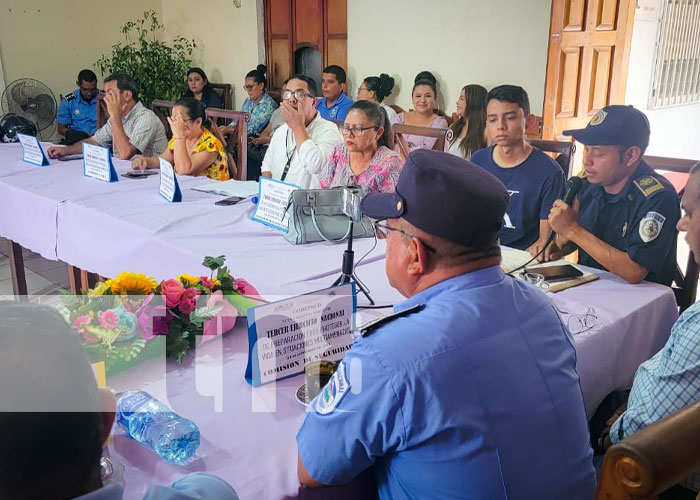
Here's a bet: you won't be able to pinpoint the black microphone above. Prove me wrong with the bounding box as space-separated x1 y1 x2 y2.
542 176 584 249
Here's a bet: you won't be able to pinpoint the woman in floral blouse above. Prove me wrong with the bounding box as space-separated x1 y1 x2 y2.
132 98 231 181
318 100 401 194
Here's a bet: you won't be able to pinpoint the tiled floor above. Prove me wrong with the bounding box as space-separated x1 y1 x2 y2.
0 237 71 296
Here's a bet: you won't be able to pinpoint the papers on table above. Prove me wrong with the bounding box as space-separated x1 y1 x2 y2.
245 283 356 386
82 142 117 182
192 179 260 198
158 158 182 202
501 247 598 292
251 177 299 232
16 133 49 166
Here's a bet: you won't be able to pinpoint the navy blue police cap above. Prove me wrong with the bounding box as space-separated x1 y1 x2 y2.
563 105 650 150
360 149 509 248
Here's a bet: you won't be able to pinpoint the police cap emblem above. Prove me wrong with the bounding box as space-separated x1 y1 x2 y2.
589 110 607 126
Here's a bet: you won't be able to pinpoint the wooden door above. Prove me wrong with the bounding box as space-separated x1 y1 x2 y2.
542 0 637 142
264 0 347 90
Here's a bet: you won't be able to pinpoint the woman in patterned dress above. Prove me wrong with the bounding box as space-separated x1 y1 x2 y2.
131 97 232 181
318 100 401 195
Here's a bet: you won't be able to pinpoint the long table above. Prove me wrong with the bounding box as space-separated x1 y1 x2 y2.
0 143 679 499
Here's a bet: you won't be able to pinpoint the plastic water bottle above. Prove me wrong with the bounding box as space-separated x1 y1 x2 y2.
116 390 200 464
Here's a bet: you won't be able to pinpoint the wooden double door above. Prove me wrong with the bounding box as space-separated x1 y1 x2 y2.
264 0 347 91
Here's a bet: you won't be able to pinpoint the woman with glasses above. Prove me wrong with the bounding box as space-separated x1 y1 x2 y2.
445 84 488 160
318 100 401 194
131 97 232 181
219 65 277 139
181 68 222 109
357 73 397 122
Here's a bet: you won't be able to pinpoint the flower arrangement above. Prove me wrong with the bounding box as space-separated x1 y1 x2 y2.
58 256 259 374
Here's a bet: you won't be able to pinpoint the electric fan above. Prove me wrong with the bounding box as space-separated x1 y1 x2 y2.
1 78 57 140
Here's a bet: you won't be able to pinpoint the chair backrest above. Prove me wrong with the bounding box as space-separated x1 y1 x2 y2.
529 139 576 178
150 99 175 139
205 108 250 181
391 123 452 159
596 401 700 499
96 94 109 128
389 104 405 115
645 155 700 312
209 83 232 110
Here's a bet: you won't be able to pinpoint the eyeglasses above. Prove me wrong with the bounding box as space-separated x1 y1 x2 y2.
341 125 377 136
373 220 437 253
357 87 370 92
282 90 313 101
555 306 598 334
80 87 99 94
244 84 258 91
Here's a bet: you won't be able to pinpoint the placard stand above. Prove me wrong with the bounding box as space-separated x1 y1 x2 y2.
331 221 374 305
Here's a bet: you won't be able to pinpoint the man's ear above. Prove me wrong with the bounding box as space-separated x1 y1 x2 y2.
525 113 537 131
406 237 429 275
625 146 643 167
98 387 116 445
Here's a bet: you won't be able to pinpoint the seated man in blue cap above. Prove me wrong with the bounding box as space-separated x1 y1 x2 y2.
0 301 239 500
548 105 679 285
295 149 596 499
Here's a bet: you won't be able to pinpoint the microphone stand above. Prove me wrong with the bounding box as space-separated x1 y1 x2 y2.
331 220 375 305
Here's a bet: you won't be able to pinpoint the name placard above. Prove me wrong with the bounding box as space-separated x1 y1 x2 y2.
251 177 299 232
245 284 356 386
83 142 118 182
158 157 182 202
16 133 49 166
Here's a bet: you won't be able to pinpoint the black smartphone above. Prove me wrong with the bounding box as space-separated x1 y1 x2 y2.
121 170 158 179
215 196 245 206
524 264 583 282
57 154 84 162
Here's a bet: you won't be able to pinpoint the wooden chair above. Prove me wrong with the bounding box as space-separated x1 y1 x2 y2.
596 401 700 499
389 104 405 115
150 99 175 139
645 155 700 312
205 108 250 181
96 93 109 128
391 123 452 160
530 139 576 178
210 83 232 110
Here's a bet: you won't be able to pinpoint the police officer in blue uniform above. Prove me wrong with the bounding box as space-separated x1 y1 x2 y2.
296 150 596 499
57 69 99 145
549 105 679 286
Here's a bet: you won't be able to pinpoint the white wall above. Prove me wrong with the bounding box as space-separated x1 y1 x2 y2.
625 0 700 160
160 0 264 110
0 0 162 139
347 0 552 115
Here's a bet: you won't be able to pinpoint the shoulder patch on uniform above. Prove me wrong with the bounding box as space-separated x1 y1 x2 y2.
639 211 666 243
358 304 424 338
633 176 665 197
63 93 77 102
314 361 350 415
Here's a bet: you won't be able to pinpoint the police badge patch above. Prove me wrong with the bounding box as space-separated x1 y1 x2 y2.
639 211 665 243
315 361 350 415
590 110 607 126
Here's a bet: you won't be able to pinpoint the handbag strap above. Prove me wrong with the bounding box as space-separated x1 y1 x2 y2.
310 206 352 242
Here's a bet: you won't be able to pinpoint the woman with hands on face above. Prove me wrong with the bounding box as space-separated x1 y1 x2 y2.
131 98 232 180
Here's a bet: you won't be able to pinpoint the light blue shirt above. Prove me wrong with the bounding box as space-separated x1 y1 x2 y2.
73 473 239 500
57 89 98 134
297 266 595 499
610 300 700 491
316 93 353 121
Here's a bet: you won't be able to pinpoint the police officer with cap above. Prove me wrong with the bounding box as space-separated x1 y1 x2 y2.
548 105 679 285
57 69 99 145
296 149 595 499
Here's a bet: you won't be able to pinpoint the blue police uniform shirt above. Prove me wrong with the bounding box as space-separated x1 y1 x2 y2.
576 160 679 286
471 146 565 250
297 266 596 500
316 93 354 121
57 88 98 134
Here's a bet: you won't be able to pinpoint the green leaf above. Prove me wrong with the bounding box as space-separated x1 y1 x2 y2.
202 255 226 271
188 305 224 326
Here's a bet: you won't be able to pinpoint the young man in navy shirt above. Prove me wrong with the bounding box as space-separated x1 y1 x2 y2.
316 65 354 121
471 85 564 256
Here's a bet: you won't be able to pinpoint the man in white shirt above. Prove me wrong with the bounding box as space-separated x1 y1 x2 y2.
261 74 342 188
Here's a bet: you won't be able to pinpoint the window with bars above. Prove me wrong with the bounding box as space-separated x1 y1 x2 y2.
650 0 700 108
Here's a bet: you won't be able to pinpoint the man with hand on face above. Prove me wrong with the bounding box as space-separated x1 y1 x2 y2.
315 65 354 121
57 69 100 145
470 85 565 257
47 73 167 161
260 74 342 188
295 150 595 500
548 105 679 285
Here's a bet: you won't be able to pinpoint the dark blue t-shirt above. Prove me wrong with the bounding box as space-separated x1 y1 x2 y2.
471 146 565 249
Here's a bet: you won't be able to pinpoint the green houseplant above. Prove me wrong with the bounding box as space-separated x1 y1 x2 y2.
95 10 196 108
